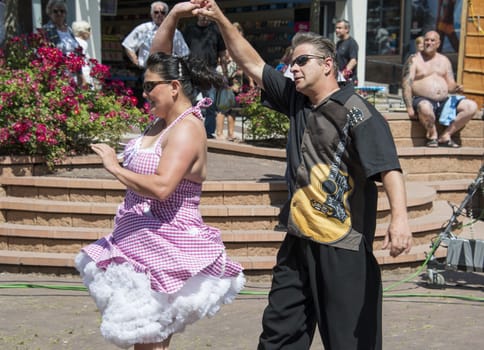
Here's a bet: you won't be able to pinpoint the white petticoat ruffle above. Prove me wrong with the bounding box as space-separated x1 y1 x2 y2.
75 252 245 349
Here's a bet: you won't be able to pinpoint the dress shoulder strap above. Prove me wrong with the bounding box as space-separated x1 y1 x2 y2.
154 97 213 151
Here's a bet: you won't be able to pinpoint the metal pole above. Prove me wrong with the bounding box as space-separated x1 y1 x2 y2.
310 0 321 33
401 0 412 64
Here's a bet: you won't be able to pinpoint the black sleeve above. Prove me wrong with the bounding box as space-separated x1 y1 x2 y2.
352 113 401 182
261 64 297 116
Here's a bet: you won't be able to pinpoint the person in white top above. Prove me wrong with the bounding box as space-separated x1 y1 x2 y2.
42 0 84 85
122 1 189 70
72 20 93 87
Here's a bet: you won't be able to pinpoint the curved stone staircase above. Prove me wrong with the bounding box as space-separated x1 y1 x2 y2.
0 112 482 281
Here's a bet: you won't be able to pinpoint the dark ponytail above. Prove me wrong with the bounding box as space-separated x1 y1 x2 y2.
146 52 225 101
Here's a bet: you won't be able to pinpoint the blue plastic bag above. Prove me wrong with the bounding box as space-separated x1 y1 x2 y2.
439 95 465 126
216 87 236 112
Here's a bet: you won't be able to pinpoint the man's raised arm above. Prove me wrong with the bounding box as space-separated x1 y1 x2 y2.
193 0 266 88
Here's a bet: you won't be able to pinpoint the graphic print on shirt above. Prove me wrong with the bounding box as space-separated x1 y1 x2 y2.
290 107 364 243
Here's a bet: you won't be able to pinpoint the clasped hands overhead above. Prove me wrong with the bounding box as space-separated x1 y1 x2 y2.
172 0 221 17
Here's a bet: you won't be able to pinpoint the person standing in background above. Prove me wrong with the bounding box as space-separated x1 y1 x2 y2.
415 36 425 53
275 46 293 74
122 1 189 70
403 35 425 64
436 0 459 52
275 46 295 80
215 22 254 141
72 20 93 87
182 14 228 138
335 19 358 86
42 0 85 85
42 0 79 56
215 54 238 141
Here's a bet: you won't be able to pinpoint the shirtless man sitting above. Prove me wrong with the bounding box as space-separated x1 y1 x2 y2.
402 30 477 148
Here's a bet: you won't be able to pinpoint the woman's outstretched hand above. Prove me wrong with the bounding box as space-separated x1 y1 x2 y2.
90 143 120 175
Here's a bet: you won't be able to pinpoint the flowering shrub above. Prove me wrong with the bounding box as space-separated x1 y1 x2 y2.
236 87 289 141
0 32 152 169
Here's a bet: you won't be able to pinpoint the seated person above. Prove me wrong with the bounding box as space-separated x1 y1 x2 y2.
402 31 477 148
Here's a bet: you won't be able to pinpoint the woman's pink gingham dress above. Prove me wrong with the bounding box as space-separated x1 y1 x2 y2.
75 100 245 348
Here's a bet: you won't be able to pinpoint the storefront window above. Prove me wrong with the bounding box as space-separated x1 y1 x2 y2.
411 0 462 53
366 0 401 55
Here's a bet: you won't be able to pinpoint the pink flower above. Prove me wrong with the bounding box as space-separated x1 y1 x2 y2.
55 113 67 122
0 31 149 168
89 112 100 121
18 133 32 144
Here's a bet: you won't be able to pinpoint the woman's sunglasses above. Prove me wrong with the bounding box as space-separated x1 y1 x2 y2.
291 54 327 67
143 80 172 93
153 10 167 15
52 9 66 15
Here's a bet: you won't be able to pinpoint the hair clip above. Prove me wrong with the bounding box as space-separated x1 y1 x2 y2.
178 60 183 79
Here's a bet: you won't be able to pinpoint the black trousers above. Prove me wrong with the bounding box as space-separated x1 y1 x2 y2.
258 234 382 350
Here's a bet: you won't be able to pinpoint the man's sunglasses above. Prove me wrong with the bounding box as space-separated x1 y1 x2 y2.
143 80 172 93
52 9 66 15
291 54 327 67
153 10 167 15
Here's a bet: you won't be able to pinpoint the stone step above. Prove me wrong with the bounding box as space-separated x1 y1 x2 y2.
0 242 450 279
0 198 458 239
0 197 283 230
5 219 482 279
0 176 288 206
426 178 482 203
0 200 459 260
3 171 480 208
0 181 438 231
209 112 484 153
0 120 481 184
397 147 483 181
1 178 481 278
383 112 484 148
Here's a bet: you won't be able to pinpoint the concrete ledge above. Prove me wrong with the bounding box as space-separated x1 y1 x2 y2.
0 250 75 267
0 196 283 217
0 176 287 193
208 139 286 159
377 182 435 211
0 200 459 250
0 242 449 272
0 176 125 190
397 147 484 157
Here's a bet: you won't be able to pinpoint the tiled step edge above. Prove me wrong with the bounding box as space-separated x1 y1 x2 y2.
424 178 481 193
383 111 484 121
0 197 283 217
0 176 287 192
397 147 484 157
0 176 478 201
0 180 434 213
0 244 448 271
0 199 448 243
0 224 287 243
0 200 458 255
208 139 286 159
207 139 484 160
